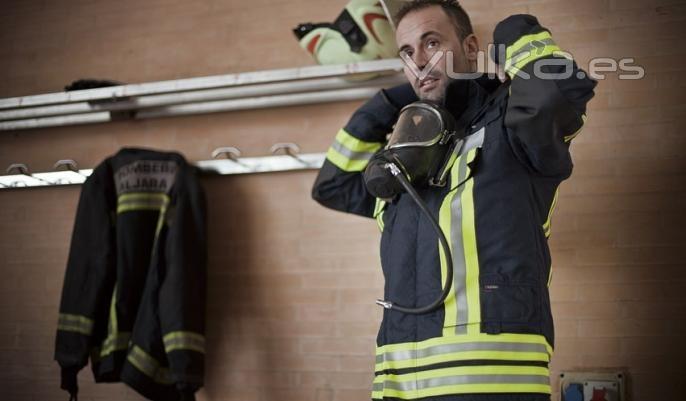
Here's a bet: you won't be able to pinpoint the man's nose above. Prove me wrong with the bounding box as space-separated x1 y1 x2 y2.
413 49 430 71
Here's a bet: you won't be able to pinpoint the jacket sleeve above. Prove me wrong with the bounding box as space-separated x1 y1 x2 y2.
55 163 116 398
158 167 207 397
311 83 417 217
494 14 597 177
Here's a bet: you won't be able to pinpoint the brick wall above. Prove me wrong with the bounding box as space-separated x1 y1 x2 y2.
1 0 685 400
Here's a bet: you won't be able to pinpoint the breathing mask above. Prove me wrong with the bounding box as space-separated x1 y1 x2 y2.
363 100 466 199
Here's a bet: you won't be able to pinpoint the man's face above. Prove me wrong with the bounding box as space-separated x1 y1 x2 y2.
395 6 473 102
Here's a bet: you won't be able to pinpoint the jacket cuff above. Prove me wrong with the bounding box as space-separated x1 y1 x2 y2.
177 382 198 401
491 14 564 78
344 83 416 143
327 84 416 172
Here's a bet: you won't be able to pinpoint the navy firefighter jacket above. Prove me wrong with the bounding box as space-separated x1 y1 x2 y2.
55 148 207 401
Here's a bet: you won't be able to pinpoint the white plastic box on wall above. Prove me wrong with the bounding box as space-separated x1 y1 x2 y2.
560 371 626 401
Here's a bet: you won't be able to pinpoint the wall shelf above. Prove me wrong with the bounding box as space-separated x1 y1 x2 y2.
0 59 406 130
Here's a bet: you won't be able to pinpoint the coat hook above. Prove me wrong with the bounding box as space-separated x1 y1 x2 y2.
6 163 53 186
270 142 310 166
6 163 30 175
211 147 250 169
53 159 81 173
52 159 83 184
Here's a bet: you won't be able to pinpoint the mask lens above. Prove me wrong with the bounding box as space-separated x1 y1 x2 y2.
388 105 444 147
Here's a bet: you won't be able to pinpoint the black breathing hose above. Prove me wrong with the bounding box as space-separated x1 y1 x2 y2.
375 162 454 315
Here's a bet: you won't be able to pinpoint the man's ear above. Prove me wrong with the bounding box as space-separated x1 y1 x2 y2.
463 33 480 62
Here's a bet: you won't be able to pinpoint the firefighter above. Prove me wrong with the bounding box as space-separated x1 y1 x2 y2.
312 1 597 400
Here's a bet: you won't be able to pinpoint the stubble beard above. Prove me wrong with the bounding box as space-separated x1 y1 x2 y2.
418 76 449 104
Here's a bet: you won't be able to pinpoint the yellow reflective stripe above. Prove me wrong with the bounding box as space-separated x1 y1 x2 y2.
505 31 555 63
383 364 549 382
57 313 94 335
117 193 170 214
372 374 384 400
154 203 169 238
542 187 560 238
378 384 552 399
326 128 384 172
504 31 566 78
335 128 384 154
375 333 553 372
374 198 387 232
460 149 481 336
326 148 371 172
108 284 119 343
376 342 550 363
117 204 163 213
118 192 170 202
127 345 173 384
162 331 206 354
442 149 460 182
378 350 550 372
543 185 561 287
438 154 461 331
99 332 131 358
376 328 553 354
373 365 551 399
375 383 550 399
564 114 588 143
96 283 129 358
376 383 552 399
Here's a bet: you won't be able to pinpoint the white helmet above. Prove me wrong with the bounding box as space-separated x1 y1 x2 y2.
293 0 404 78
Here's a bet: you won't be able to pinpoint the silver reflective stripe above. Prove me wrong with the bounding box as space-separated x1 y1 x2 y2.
330 139 377 161
462 127 485 156
445 126 484 333
381 373 550 391
376 341 548 364
450 154 470 334
510 38 557 62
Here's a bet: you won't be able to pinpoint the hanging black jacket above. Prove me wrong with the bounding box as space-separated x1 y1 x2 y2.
312 15 596 401
55 148 207 401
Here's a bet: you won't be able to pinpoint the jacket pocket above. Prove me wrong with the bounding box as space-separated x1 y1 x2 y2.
479 274 541 334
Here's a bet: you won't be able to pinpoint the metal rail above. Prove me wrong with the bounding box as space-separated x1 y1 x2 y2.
0 59 406 130
0 146 327 190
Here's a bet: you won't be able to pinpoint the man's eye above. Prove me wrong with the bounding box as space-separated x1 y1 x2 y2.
400 49 414 58
427 40 439 49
